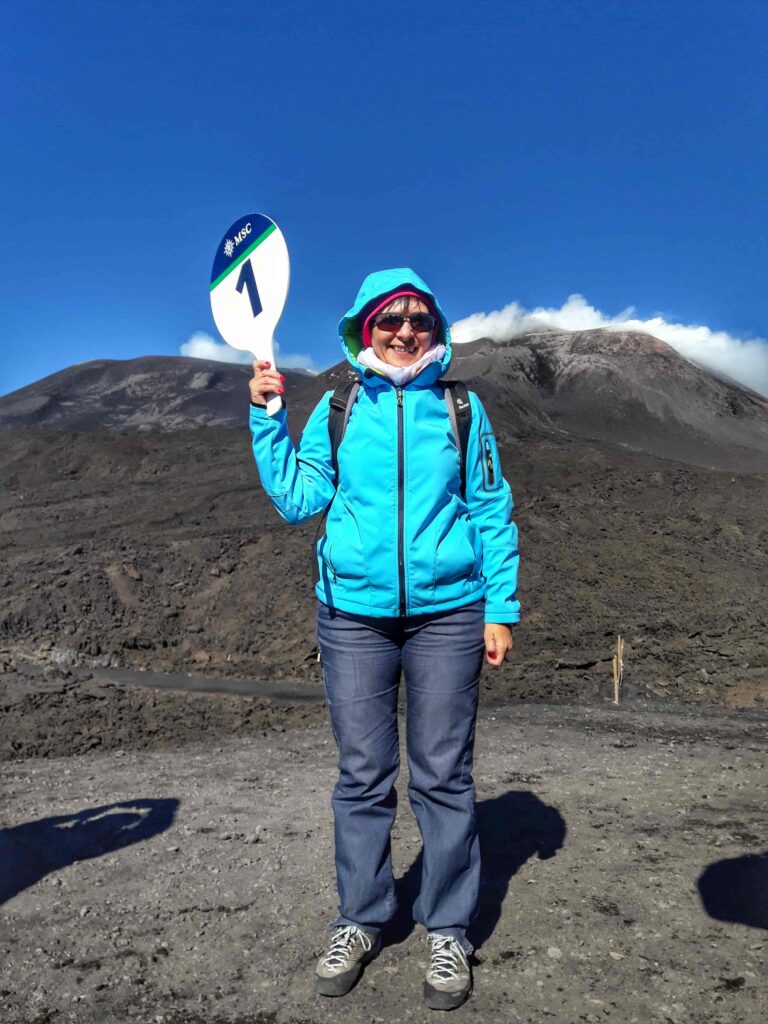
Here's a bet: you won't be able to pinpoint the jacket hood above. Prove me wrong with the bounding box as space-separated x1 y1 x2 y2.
338 268 453 387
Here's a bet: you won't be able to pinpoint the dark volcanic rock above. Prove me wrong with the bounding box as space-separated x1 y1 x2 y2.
1 329 768 709
0 355 317 432
452 329 768 471
1 425 767 710
4 330 768 470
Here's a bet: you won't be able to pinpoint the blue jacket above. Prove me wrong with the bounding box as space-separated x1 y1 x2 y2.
249 268 520 624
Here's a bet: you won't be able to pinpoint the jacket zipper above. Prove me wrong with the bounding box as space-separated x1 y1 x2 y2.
396 387 406 616
484 438 496 486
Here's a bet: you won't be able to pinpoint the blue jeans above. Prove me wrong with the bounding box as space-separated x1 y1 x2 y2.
316 598 485 956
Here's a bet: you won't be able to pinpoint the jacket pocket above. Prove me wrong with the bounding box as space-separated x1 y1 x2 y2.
323 503 368 584
432 506 482 588
480 432 501 491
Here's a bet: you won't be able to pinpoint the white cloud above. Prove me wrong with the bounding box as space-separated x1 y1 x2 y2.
451 295 768 398
180 332 318 374
180 332 252 364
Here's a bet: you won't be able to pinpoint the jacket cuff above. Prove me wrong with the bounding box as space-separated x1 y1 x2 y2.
249 398 285 418
484 610 521 625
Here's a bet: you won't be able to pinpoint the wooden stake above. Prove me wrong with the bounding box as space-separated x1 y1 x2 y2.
612 635 624 704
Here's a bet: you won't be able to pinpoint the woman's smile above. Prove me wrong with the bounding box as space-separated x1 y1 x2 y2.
387 340 418 357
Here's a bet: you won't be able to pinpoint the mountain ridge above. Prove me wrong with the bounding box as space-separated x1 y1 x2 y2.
2 330 768 471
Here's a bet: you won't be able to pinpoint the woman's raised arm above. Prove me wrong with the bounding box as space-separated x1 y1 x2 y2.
249 382 337 525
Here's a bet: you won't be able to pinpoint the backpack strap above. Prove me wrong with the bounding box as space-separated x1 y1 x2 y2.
311 377 360 587
327 377 360 482
440 380 472 499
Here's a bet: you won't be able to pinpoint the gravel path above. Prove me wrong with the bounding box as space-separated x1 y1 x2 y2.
1 699 766 1024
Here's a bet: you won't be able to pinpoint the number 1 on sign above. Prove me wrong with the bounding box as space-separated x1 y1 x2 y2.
236 259 263 318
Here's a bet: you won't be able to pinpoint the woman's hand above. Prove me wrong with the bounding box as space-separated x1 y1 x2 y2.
484 623 513 667
249 360 285 407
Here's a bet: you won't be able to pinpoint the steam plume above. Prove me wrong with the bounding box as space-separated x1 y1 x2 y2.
451 295 768 397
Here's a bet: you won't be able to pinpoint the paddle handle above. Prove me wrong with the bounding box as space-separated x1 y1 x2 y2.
266 393 283 416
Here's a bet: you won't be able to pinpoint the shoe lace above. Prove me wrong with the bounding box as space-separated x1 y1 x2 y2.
428 935 469 981
322 925 373 969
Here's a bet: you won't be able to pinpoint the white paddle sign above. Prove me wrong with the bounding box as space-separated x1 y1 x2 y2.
210 213 290 416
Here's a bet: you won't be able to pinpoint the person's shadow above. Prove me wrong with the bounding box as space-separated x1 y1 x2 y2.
698 852 768 929
0 799 179 905
385 790 566 952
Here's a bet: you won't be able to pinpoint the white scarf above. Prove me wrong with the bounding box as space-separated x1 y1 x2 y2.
357 343 446 387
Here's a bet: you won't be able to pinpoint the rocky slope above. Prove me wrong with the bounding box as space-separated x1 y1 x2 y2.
0 356 316 432
450 329 768 471
2 424 766 710
3 328 768 470
2 329 768 708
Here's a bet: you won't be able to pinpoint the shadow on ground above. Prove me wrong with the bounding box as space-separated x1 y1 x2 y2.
384 789 566 951
0 798 179 904
698 852 768 929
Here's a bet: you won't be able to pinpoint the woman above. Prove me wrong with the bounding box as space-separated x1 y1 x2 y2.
249 268 520 1011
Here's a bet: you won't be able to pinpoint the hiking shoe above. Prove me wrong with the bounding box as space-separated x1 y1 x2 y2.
423 933 473 1010
314 924 381 996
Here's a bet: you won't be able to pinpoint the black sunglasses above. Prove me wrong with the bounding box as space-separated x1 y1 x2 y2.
373 313 436 334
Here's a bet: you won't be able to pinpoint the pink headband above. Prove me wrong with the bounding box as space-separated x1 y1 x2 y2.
361 291 436 348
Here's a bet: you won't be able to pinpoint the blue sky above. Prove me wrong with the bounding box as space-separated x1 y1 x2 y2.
2 0 767 396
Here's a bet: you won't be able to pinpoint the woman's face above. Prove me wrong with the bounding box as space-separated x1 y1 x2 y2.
370 296 436 367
